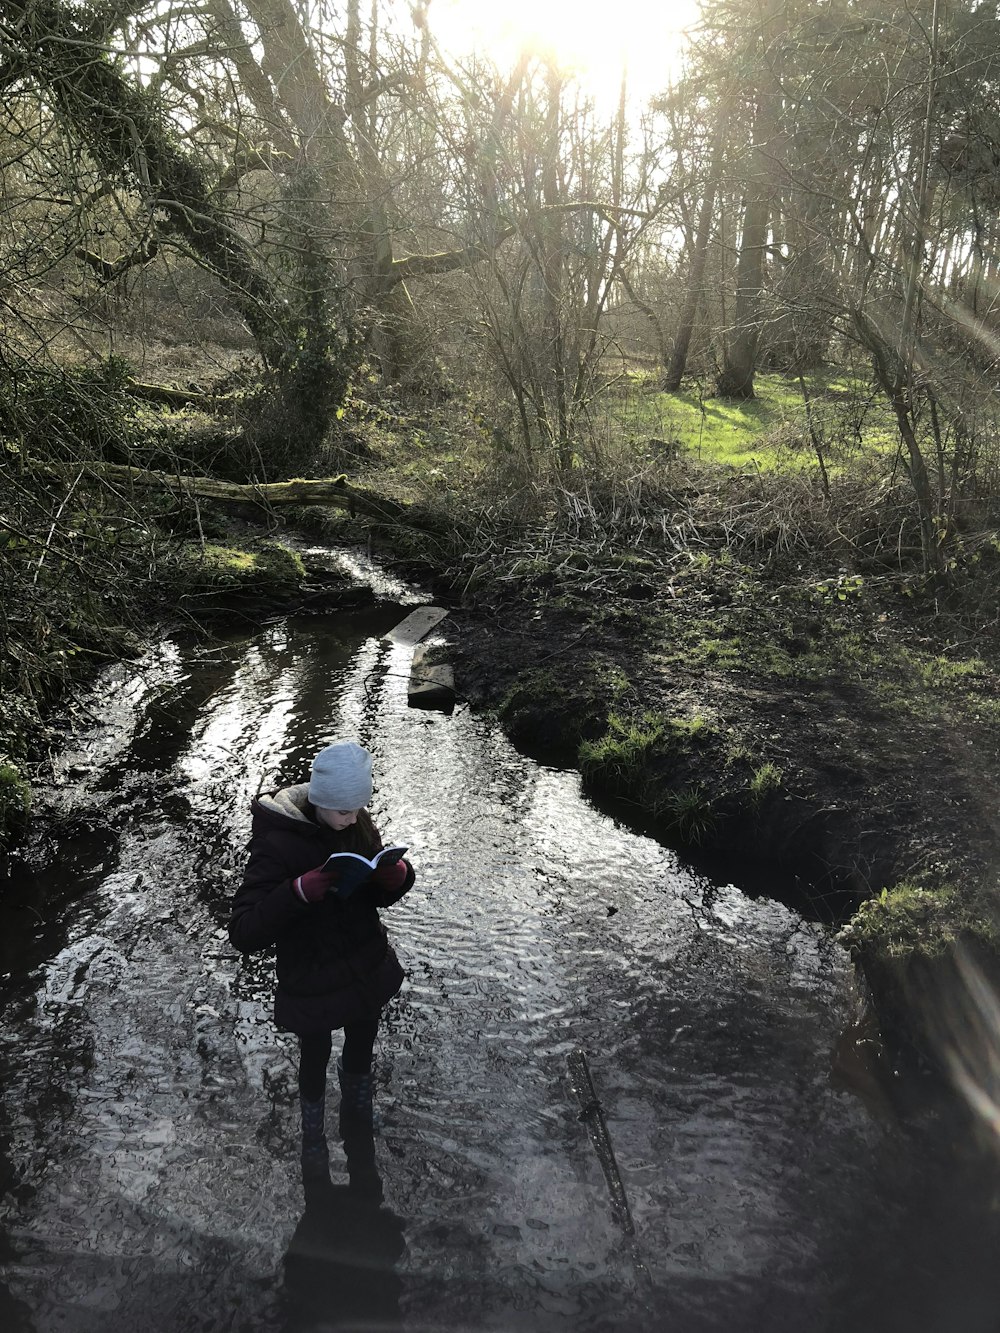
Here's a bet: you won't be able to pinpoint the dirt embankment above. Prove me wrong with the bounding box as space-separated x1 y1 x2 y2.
450 604 1000 901
423 551 1000 1068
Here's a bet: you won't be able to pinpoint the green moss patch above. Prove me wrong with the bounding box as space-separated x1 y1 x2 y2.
841 880 1000 1066
845 882 999 963
0 758 31 836
169 540 306 609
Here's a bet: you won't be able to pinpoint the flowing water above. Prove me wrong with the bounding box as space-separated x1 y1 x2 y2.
1 561 999 1333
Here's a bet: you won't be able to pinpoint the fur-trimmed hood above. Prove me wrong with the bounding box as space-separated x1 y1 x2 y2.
253 783 317 826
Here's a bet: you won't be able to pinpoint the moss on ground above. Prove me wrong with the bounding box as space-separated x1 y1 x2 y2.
174 540 304 582
169 540 306 609
0 758 31 832
839 880 1000 1067
845 882 998 960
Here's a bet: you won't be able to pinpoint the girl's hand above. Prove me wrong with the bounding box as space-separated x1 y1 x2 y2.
370 858 408 893
292 865 337 903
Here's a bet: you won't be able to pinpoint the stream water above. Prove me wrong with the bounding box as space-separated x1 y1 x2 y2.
1 561 999 1333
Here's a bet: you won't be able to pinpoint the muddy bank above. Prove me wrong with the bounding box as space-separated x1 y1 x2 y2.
422 558 1000 1070
444 599 997 904
0 531 381 848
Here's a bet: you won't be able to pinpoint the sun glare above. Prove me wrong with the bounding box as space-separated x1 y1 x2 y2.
429 0 701 108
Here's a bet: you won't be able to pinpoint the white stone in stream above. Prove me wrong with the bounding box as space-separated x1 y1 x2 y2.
385 604 449 645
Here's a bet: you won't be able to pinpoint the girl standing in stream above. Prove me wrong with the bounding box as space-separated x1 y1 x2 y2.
229 740 414 1166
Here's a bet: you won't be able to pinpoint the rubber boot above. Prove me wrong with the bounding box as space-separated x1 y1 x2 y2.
344 1123 382 1202
299 1093 329 1180
337 1057 376 1135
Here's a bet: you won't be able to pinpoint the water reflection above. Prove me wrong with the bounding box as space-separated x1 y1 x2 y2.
284 1130 405 1333
0 1277 33 1333
3 589 1000 1331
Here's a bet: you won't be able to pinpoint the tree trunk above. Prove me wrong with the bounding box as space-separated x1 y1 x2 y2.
541 64 571 469
716 186 769 399
5 0 289 366
664 104 729 392
851 306 943 578
716 26 781 402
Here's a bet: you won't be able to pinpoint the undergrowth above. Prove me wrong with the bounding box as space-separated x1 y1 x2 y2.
844 881 995 960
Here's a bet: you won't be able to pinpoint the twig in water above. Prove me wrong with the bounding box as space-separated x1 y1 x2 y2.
567 1047 636 1236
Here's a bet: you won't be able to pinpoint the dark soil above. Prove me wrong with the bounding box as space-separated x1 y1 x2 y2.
434 561 1000 924
424 557 1000 1070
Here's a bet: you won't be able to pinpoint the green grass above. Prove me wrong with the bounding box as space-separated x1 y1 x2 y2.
913 654 988 689
579 709 713 784
578 709 720 845
846 881 999 960
0 759 31 836
749 761 783 802
578 710 667 778
592 369 898 473
660 784 716 843
828 626 992 691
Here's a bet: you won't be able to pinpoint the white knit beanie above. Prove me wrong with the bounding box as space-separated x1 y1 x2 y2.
308 741 374 810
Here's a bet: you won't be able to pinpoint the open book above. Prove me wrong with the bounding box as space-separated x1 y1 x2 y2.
322 845 408 897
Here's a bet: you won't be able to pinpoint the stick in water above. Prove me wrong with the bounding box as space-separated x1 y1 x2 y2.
567 1047 636 1237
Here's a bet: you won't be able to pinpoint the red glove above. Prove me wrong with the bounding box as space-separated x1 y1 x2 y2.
371 858 408 893
292 865 337 903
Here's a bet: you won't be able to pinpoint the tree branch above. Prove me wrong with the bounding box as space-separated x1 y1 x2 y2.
75 235 159 282
384 197 656 289
387 227 516 284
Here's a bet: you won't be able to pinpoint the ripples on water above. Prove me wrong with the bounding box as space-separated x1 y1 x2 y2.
1 601 998 1332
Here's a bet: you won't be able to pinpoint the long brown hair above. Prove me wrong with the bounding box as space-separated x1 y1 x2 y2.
323 807 381 856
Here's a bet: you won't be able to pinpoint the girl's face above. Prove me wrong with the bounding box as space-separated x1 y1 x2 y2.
316 807 360 832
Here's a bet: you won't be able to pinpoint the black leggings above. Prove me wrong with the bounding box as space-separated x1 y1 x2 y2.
298 1019 379 1101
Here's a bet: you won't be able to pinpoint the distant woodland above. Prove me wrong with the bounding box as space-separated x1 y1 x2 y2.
4 0 1000 692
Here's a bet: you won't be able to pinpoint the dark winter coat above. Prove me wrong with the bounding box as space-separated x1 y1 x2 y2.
229 784 413 1036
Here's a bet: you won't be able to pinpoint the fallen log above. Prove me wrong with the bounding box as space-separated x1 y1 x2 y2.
36 461 411 523
124 380 237 408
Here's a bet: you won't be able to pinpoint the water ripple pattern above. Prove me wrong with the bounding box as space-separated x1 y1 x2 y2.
1 595 995 1333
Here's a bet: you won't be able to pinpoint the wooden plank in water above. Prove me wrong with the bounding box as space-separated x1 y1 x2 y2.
385 605 449 646
408 668 456 713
